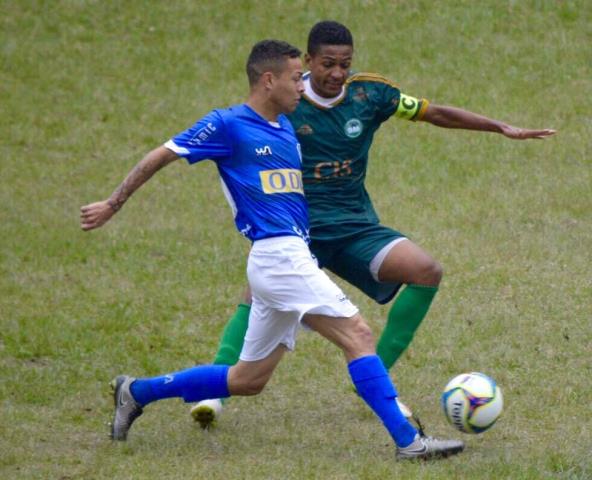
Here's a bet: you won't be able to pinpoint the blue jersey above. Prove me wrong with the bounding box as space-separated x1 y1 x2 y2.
164 104 309 242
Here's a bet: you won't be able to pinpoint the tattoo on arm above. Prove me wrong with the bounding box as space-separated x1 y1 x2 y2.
108 149 174 211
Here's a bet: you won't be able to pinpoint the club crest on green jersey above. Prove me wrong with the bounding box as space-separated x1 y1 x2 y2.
344 118 363 138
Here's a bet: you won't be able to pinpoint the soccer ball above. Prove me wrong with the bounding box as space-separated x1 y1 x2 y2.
441 372 503 434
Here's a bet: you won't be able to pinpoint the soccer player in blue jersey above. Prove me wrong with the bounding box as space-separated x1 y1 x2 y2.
192 21 556 426
80 39 464 459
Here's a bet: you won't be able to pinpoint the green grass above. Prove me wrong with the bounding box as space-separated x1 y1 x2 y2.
1 0 591 478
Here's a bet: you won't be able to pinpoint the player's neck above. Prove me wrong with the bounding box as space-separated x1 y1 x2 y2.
304 76 344 107
246 97 281 123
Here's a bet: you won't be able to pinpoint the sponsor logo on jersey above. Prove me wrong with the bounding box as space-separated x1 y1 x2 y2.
259 169 304 194
344 118 363 138
255 145 273 156
297 124 314 135
188 122 216 145
313 159 352 180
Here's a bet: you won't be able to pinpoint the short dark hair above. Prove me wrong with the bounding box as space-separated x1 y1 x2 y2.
307 21 353 55
246 40 301 86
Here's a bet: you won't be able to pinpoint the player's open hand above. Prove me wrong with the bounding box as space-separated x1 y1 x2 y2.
500 124 556 140
80 200 115 231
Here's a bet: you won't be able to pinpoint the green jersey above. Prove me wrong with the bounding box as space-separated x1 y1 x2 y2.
287 72 428 241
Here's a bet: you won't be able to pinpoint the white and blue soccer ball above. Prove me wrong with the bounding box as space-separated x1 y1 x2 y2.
441 372 503 434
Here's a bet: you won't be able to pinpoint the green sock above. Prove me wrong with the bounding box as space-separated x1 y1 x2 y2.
213 303 251 366
376 284 438 370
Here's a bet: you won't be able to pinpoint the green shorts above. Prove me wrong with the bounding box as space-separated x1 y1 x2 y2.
309 224 406 305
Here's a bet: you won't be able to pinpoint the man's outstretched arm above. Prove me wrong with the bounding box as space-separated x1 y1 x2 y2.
80 146 179 231
420 104 556 140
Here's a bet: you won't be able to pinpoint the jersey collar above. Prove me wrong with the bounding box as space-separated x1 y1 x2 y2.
302 72 346 109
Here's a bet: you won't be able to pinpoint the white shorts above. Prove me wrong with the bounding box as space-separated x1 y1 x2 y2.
240 236 359 361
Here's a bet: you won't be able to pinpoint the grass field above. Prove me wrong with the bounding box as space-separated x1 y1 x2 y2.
1 1 591 478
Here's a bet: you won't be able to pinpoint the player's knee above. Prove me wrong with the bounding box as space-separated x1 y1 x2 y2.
429 260 443 285
415 259 443 286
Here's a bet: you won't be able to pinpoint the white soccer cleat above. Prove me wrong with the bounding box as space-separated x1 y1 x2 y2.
110 375 143 441
396 433 464 460
190 398 223 430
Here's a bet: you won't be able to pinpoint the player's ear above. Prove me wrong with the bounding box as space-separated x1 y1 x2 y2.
304 53 312 68
261 71 274 91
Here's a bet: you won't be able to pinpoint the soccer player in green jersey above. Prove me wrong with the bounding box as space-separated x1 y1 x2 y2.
191 21 555 428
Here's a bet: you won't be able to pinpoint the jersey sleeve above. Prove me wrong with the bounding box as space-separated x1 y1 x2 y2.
164 110 232 164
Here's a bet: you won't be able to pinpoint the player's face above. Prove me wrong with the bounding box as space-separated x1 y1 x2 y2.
306 44 353 98
271 57 305 113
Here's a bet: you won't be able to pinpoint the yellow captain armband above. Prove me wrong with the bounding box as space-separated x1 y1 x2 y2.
395 94 428 121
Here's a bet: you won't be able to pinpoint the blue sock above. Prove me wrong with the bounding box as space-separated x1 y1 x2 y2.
348 355 417 448
130 364 230 407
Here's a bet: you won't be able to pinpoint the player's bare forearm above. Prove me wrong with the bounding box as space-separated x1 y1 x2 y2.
108 147 178 211
80 146 178 231
422 104 502 131
421 104 555 140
